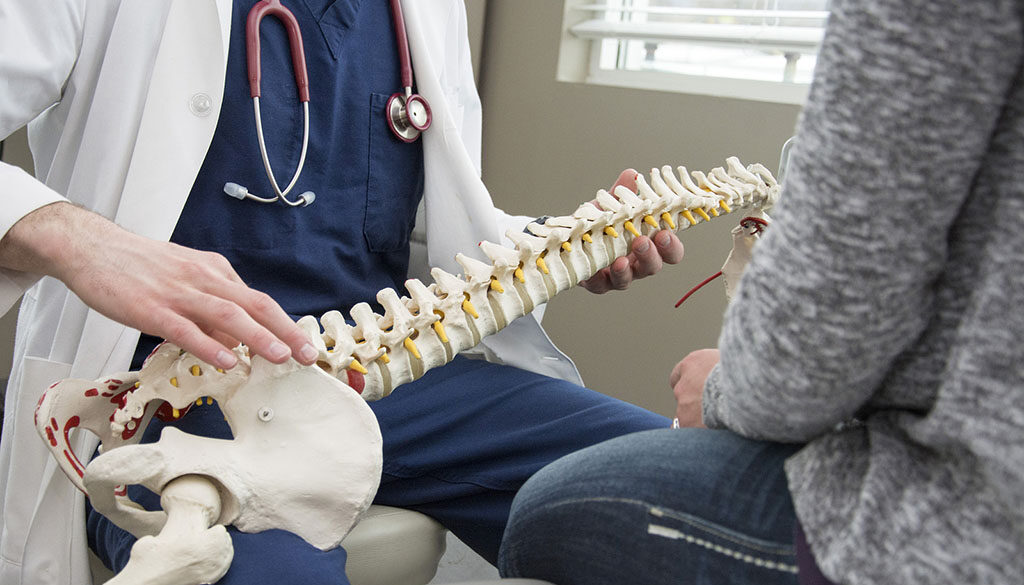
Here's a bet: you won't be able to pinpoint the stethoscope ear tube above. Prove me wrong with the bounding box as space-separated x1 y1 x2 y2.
246 0 310 102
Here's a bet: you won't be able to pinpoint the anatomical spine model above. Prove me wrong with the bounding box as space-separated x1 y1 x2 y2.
35 157 779 585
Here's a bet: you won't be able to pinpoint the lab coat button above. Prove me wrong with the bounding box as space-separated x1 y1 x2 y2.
189 93 213 117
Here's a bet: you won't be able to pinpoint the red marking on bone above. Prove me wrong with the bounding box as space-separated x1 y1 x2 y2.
145 342 166 364
103 388 131 407
51 418 58 431
115 485 127 497
61 416 85 478
35 394 46 427
45 426 58 447
84 388 99 397
63 449 84 478
49 381 60 389
107 384 120 391
739 216 769 235
346 369 365 394
120 419 142 441
154 400 194 423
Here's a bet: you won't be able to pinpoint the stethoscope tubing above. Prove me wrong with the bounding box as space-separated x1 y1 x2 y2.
251 98 312 206
230 0 429 207
246 0 309 102
389 0 413 93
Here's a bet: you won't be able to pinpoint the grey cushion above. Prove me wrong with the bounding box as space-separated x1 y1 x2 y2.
344 505 447 585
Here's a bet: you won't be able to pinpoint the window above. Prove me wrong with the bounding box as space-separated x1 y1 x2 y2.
558 0 830 104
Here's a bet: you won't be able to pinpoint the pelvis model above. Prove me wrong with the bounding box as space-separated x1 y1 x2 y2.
35 157 779 585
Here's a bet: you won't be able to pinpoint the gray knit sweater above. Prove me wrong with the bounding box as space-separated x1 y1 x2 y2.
702 0 1024 583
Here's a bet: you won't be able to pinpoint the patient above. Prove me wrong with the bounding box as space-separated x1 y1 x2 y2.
496 0 1024 583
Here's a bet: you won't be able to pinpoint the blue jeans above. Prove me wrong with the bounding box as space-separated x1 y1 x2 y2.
87 357 669 583
498 428 802 585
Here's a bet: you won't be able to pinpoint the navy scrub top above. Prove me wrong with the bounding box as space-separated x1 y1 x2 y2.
133 0 423 368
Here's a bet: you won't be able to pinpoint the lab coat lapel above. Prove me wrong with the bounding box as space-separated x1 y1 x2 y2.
72 0 230 376
113 0 228 238
400 0 501 277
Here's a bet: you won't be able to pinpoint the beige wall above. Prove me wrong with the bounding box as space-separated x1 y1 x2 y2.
477 1 802 416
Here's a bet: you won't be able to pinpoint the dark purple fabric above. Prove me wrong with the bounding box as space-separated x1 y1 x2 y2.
795 521 838 585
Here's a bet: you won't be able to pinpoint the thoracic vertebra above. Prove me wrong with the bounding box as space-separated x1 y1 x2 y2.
297 157 779 402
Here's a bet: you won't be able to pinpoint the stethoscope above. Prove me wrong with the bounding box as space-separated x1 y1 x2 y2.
223 0 432 207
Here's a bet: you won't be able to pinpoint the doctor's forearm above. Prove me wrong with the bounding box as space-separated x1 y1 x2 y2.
0 201 318 370
0 201 87 277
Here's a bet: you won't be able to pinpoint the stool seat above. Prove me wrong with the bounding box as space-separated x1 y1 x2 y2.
88 505 447 585
344 505 447 585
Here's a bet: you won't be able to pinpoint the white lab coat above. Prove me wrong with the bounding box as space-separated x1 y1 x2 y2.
0 1 581 583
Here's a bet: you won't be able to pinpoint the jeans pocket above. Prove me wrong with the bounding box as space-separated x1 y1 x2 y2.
363 92 425 253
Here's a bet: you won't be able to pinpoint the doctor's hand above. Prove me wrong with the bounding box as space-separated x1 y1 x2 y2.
579 169 685 294
0 202 318 370
669 348 719 428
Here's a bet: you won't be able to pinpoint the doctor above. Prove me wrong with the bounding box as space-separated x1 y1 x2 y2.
0 1 682 584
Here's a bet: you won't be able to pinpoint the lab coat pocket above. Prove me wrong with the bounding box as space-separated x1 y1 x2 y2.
1 356 72 565
364 92 425 253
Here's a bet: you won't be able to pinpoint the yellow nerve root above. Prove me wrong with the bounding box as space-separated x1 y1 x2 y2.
403 338 422 360
432 320 449 343
462 297 480 319
536 255 550 274
349 358 369 374
624 220 641 238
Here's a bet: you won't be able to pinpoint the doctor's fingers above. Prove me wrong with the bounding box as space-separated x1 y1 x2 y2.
161 247 318 366
180 283 320 367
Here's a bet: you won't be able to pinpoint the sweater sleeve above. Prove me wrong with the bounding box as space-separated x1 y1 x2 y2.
702 0 1023 442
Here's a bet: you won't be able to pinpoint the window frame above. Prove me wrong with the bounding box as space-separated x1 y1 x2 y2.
557 0 826 105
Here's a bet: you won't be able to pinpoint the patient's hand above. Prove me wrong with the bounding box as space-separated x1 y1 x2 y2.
670 349 719 428
579 169 685 294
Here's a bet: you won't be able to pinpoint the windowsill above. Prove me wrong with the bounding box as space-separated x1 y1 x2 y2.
573 67 810 105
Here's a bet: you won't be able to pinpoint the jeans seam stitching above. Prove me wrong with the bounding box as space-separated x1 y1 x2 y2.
646 523 799 574
522 496 794 556
648 505 794 556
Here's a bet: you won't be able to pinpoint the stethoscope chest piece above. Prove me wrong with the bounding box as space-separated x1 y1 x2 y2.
387 92 432 143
